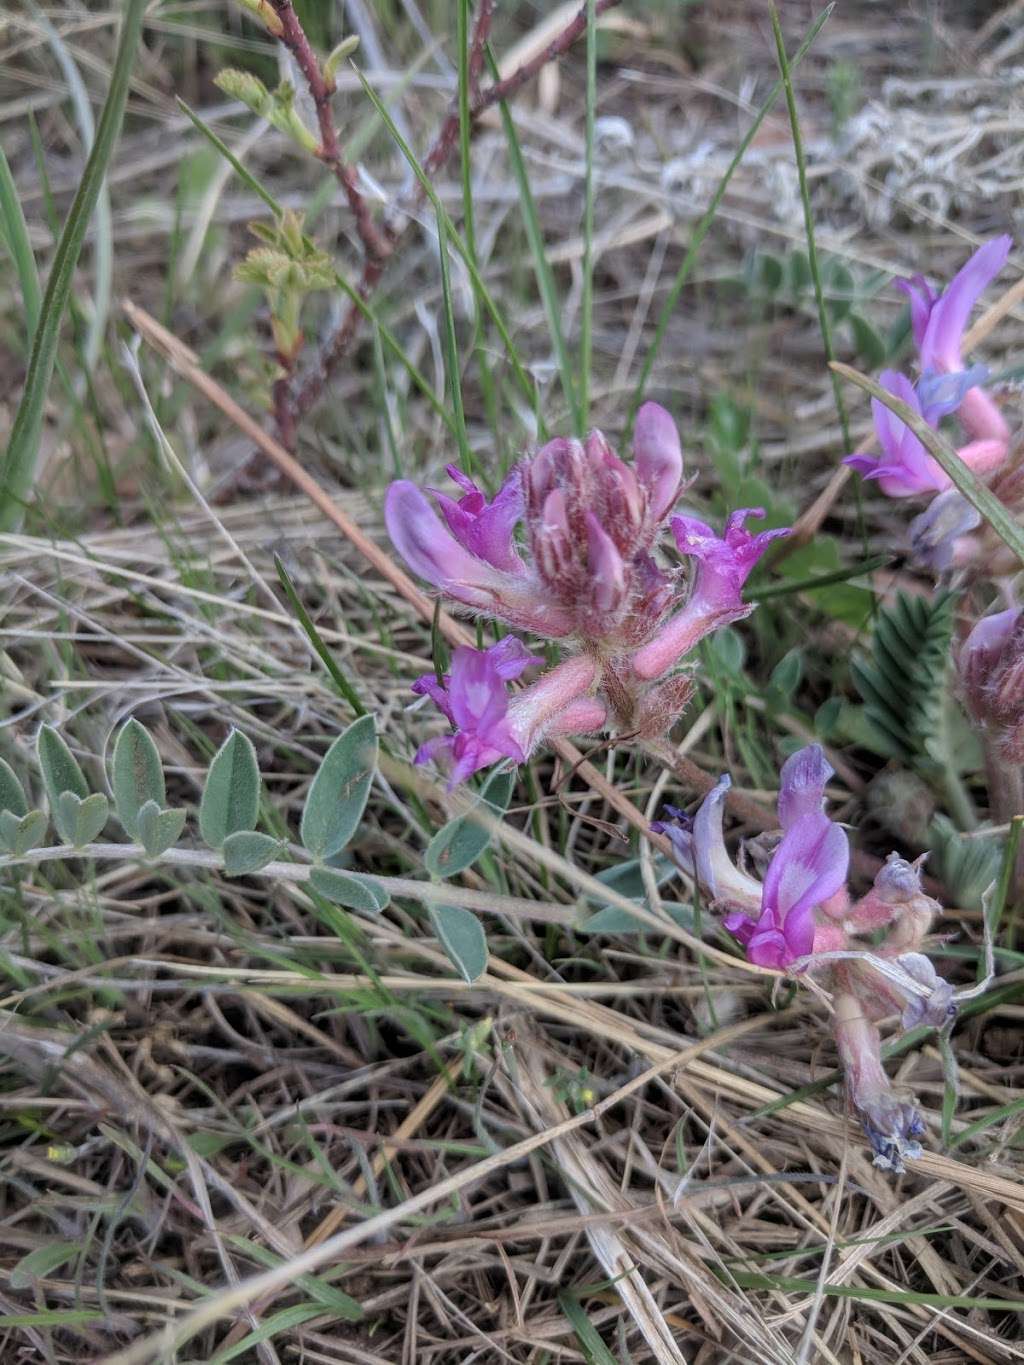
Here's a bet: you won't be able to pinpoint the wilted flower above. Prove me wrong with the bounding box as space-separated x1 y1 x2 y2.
958 603 1024 760
656 744 848 968
656 749 957 1172
908 488 982 573
412 638 605 788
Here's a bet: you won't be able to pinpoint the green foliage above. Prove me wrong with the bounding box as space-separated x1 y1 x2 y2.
37 726 88 806
55 791 109 847
200 730 261 849
136 800 187 857
112 719 166 838
929 816 1003 913
0 759 28 818
429 903 487 983
424 768 515 879
0 0 146 531
300 715 378 860
0 809 47 856
850 591 957 765
222 831 281 876
309 867 389 912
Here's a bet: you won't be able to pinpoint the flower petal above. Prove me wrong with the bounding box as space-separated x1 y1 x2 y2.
777 744 834 829
633 401 683 523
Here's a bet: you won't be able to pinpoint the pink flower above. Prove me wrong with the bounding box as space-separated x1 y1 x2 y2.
429 465 526 574
657 745 849 970
897 236 1012 446
412 640 605 787
384 480 574 637
631 510 791 680
843 370 1006 499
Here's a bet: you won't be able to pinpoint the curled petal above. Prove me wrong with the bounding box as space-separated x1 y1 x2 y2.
633 401 683 523
631 510 791 680
894 273 936 348
844 371 947 498
777 744 834 829
655 778 763 915
431 465 526 573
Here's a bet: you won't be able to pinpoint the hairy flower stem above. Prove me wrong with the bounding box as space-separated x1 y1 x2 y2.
984 735 1024 897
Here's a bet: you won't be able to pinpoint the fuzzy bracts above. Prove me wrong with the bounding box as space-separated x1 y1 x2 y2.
386 404 790 786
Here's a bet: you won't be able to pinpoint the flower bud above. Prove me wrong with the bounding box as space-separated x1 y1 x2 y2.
959 605 1024 757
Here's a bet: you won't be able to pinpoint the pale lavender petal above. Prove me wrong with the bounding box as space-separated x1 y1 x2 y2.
920 236 1012 373
909 489 982 573
487 636 544 681
447 645 512 733
760 814 850 962
894 273 936 348
777 744 834 829
633 401 683 522
917 364 989 420
385 480 490 589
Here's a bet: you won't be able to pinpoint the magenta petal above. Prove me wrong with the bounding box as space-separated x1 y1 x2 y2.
585 512 626 614
745 925 790 969
432 467 526 573
385 480 485 588
777 744 834 829
633 401 683 522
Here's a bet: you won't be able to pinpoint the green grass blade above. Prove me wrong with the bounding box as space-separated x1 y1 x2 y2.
558 1294 618 1364
0 147 41 344
352 64 537 411
579 0 597 431
176 97 282 215
983 814 1024 970
435 208 473 473
723 1269 1024 1312
832 362 1024 566
0 0 147 533
485 45 580 433
747 553 893 600
626 3 834 430
274 554 366 717
769 4 851 454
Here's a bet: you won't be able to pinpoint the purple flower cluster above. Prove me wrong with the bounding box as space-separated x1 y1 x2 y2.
844 238 1013 571
386 404 790 786
656 744 957 1172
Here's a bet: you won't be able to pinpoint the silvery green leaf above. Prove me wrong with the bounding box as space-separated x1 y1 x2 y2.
136 799 186 856
0 759 27 818
0 808 47 856
200 730 261 849
424 768 514 880
222 831 281 876
309 866 388 912
112 719 165 838
37 726 88 807
300 714 377 860
429 904 487 983
56 790 108 847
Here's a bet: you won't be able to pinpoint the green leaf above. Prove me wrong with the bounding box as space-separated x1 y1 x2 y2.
929 815 1002 914
37 726 88 806
0 809 47 856
429 904 488 983
112 718 165 838
136 800 186 857
424 768 514 879
0 146 41 344
558 1293 618 1365
851 591 956 765
222 831 281 876
309 866 389 912
0 0 146 531
769 649 803 698
199 729 261 849
849 311 886 368
300 714 377 860
9 1242 78 1290
0 759 28 818
56 790 109 846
